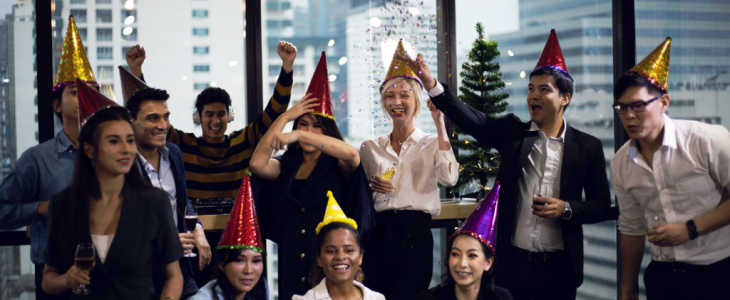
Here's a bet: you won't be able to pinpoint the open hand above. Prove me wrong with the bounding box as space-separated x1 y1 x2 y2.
272 131 300 151
283 94 319 121
194 226 212 270
427 100 443 121
400 53 436 90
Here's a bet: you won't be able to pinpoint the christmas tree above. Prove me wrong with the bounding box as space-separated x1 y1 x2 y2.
451 23 509 196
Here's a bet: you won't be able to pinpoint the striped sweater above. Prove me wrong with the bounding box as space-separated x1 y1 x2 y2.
167 68 292 202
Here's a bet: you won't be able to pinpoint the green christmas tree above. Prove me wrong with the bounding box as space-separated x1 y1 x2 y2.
450 22 509 196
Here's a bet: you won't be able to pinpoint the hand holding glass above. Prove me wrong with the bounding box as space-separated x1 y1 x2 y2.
72 243 95 295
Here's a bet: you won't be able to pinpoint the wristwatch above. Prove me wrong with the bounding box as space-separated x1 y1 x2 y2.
686 219 699 240
561 201 573 220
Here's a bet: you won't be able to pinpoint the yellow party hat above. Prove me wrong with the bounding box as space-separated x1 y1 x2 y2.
381 39 423 89
54 15 97 92
315 191 358 234
628 37 671 92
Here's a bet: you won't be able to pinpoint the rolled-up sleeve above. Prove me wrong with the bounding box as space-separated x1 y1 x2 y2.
435 148 458 187
0 152 41 229
612 162 645 236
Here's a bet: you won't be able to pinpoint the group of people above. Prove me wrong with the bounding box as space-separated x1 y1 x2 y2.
0 14 728 300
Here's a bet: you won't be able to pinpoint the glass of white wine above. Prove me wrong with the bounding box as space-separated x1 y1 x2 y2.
72 242 95 295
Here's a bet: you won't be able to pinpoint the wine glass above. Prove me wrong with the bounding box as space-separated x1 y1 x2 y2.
72 243 95 295
183 206 198 258
647 214 667 260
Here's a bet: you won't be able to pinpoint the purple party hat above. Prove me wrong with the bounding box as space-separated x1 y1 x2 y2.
451 182 501 256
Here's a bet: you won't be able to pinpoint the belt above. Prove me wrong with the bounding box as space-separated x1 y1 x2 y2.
513 246 565 264
652 256 730 273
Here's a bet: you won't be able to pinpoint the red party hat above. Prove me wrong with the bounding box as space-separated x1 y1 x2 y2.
76 79 119 127
119 66 149 104
217 173 264 253
451 182 501 256
535 29 572 80
305 52 334 120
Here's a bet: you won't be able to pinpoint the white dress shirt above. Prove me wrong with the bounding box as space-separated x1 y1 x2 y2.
612 115 730 265
138 146 178 225
292 279 385 300
360 128 459 216
512 120 567 252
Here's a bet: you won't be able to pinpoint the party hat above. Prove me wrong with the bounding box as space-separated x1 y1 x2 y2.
534 29 572 80
315 191 358 234
305 52 334 120
54 16 97 92
76 79 119 127
119 66 150 104
628 37 672 92
217 173 264 253
451 182 501 256
381 39 423 89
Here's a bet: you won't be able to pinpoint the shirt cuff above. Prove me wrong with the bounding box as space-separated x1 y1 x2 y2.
428 81 445 98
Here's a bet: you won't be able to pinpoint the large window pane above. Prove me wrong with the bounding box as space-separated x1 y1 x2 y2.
1 0 38 298
456 1 615 300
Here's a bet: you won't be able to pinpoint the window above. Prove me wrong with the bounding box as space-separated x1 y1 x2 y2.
193 65 210 73
192 27 209 37
193 46 210 55
97 65 113 80
96 0 112 3
192 9 209 18
77 27 87 41
96 9 112 23
194 82 210 90
70 0 86 4
97 47 113 60
96 28 112 41
70 9 87 23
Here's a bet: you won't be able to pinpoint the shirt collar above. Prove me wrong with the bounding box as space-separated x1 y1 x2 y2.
529 118 567 140
55 129 75 153
136 145 170 171
628 114 675 158
311 279 367 299
377 127 426 148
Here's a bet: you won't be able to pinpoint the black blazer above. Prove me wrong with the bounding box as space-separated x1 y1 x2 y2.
135 142 198 296
430 84 612 287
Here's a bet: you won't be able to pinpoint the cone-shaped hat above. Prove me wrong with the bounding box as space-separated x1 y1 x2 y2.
315 191 358 234
381 39 423 89
628 37 671 92
535 29 572 80
54 16 97 92
305 52 335 120
76 79 119 127
119 66 149 104
217 173 264 253
451 182 501 256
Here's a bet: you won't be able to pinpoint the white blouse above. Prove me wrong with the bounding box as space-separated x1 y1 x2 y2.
91 233 114 264
359 128 459 216
292 279 385 300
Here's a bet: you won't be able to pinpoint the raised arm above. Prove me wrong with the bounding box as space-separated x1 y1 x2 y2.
125 44 145 78
249 95 319 180
292 130 361 174
427 100 458 186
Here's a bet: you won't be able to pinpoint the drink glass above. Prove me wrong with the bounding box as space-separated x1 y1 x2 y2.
647 214 667 260
184 206 198 258
72 243 95 295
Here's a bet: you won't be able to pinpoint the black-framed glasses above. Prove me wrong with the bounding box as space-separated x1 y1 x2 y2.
613 95 660 114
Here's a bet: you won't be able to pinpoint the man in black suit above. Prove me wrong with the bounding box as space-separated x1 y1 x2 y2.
403 30 612 300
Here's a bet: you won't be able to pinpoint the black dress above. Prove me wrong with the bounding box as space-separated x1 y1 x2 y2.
419 281 513 300
45 184 182 299
255 148 374 300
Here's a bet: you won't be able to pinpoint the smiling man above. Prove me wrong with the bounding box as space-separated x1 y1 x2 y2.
406 29 612 300
612 38 730 300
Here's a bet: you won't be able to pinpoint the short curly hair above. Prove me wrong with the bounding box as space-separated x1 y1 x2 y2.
195 87 232 114
125 87 170 119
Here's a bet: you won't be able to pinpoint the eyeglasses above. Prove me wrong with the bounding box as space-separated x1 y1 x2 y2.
613 95 660 114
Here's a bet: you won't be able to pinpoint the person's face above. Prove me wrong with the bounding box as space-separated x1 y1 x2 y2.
84 120 136 177
527 74 570 126
382 80 418 123
317 228 363 285
295 114 324 153
53 82 100 122
221 249 264 295
448 235 494 289
132 100 170 150
200 102 229 142
616 85 669 143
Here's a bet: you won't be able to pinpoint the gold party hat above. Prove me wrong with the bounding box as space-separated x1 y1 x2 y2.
54 15 97 91
315 191 358 234
381 39 423 89
628 37 671 92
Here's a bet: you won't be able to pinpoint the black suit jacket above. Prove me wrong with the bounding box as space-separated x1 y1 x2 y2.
135 142 199 296
430 84 612 287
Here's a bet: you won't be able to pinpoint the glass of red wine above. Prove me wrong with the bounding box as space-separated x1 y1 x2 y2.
72 243 95 295
184 206 198 258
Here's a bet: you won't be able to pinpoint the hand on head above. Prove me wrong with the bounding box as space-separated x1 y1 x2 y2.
283 93 319 122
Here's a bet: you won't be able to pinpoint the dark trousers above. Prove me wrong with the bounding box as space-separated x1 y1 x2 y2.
501 246 576 300
644 256 730 300
364 210 433 300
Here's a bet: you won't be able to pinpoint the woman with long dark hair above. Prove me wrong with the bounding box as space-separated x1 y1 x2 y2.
250 88 374 299
42 102 183 299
